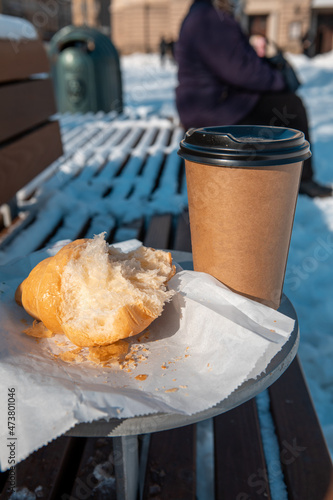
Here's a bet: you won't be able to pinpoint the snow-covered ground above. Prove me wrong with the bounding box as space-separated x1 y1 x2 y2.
122 51 333 459
284 52 333 456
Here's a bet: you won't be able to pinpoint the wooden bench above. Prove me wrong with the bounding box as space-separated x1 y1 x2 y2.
0 115 332 500
0 30 63 229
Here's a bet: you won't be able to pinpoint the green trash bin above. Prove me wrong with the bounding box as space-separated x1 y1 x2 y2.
49 26 123 114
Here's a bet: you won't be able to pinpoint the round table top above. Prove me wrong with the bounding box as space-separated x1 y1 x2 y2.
67 251 299 437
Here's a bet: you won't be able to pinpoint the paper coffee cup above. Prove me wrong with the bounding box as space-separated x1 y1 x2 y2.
178 125 311 310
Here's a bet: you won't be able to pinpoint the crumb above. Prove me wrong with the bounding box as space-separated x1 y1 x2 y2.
179 385 187 389
88 340 129 364
137 331 150 342
24 320 53 338
135 374 148 381
126 359 137 366
59 351 80 363
185 354 190 358
165 388 178 393
172 378 176 382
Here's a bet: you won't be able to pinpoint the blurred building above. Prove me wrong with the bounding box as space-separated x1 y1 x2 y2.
110 0 192 54
1 0 333 56
244 0 333 55
0 0 72 40
71 0 111 36
110 0 333 56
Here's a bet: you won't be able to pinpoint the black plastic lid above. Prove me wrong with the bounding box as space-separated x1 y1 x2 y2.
178 125 311 167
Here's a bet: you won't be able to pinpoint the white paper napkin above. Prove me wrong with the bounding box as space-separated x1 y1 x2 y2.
0 240 294 470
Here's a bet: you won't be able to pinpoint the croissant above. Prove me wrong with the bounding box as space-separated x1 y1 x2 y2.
15 234 176 347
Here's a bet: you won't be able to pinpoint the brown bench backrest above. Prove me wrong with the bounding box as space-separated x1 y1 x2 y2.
0 34 63 205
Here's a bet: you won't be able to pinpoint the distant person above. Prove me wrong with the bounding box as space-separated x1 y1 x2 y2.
159 37 167 65
302 31 315 58
168 39 175 60
175 0 332 198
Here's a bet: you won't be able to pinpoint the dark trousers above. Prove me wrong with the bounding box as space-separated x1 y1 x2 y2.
238 92 313 182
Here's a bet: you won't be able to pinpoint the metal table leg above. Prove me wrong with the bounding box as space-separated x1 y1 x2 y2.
113 435 139 500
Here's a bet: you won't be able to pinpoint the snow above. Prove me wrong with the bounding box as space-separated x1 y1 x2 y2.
9 487 36 500
256 391 288 499
1 49 333 495
283 51 333 456
0 14 37 40
312 0 333 7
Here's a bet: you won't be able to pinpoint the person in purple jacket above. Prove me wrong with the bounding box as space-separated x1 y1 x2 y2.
175 0 332 198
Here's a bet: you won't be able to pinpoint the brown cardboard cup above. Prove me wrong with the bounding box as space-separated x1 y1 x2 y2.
178 126 311 310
